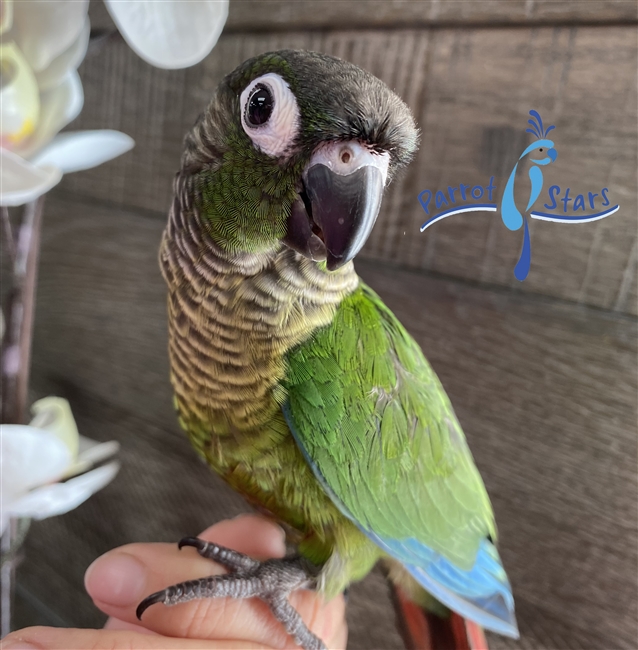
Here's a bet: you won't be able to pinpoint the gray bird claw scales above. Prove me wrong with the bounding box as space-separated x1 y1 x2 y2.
136 536 327 650
178 536 260 571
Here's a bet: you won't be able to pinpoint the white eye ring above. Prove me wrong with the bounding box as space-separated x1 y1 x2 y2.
240 73 300 158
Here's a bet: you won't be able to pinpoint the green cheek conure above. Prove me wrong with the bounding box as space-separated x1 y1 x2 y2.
136 50 519 650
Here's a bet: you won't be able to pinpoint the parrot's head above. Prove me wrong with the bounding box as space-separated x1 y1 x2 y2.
182 50 419 270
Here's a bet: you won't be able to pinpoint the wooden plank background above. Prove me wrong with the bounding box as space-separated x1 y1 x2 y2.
14 193 637 649
224 0 638 29
9 2 638 649
60 2 638 314
89 0 638 31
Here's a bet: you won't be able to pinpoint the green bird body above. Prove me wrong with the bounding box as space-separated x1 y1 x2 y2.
161 224 368 590
157 50 518 644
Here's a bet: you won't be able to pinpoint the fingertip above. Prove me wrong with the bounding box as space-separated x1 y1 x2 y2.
84 552 148 608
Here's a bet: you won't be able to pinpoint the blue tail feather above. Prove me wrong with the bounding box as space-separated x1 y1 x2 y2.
368 532 519 639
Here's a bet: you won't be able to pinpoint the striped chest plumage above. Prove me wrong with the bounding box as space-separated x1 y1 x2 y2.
159 190 358 524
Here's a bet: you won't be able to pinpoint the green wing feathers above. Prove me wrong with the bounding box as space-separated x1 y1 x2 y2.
284 283 496 570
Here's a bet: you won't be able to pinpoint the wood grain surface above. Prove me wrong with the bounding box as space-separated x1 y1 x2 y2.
87 0 638 32
65 18 637 314
13 193 637 649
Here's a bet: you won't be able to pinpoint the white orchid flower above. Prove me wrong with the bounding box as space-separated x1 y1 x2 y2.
0 397 120 535
0 0 134 206
0 0 229 206
104 0 228 70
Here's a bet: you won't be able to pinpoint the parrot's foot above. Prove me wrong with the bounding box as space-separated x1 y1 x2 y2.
136 536 326 650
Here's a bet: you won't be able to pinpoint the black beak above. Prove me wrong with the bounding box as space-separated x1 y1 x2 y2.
283 164 384 271
281 194 327 263
303 164 385 271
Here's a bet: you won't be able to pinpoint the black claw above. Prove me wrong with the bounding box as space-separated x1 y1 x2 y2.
136 591 166 620
178 536 205 551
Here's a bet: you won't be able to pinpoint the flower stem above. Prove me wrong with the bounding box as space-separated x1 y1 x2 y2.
1 207 16 267
1 197 45 424
0 521 16 638
1 197 45 637
0 519 30 638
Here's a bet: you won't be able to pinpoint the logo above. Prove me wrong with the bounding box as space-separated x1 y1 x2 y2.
418 111 620 281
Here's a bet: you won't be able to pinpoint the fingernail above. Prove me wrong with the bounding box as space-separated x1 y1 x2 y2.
258 518 287 555
265 519 287 544
84 552 147 607
230 514 287 548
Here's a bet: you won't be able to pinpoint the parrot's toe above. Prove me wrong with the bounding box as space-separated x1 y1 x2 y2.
136 536 326 650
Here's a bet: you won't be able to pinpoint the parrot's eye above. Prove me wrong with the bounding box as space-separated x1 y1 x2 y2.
539 148 543 152
245 85 273 126
240 73 300 158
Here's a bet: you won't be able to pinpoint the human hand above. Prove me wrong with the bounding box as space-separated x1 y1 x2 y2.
2 515 347 649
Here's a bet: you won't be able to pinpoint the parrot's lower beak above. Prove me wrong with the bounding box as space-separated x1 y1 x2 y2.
283 141 389 271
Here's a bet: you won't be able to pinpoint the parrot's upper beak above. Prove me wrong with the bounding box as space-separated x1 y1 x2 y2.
283 141 389 271
547 147 557 162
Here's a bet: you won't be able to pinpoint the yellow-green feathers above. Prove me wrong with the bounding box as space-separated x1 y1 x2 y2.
284 283 496 570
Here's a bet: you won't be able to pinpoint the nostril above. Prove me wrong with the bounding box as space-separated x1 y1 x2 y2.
340 149 352 164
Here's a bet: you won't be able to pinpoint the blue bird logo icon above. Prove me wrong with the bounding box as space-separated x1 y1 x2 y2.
501 110 557 280
418 109 618 281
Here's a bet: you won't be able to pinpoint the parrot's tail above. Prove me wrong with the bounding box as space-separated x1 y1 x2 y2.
384 558 492 650
390 583 489 650
374 534 517 640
